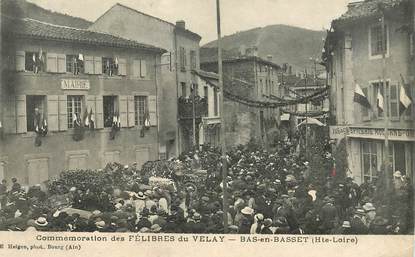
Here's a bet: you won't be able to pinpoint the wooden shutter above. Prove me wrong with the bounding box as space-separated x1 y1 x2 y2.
95 95 104 129
57 54 66 73
47 95 59 131
58 95 68 131
118 58 127 76
140 60 147 78
94 56 102 74
390 84 399 120
84 56 94 74
132 60 140 77
16 95 27 134
4 96 16 133
119 95 128 127
15 51 25 71
148 95 157 126
86 95 96 116
46 53 58 73
127 96 135 127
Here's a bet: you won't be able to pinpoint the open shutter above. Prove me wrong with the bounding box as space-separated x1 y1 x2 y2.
57 54 66 73
133 60 140 77
15 51 25 71
86 95 96 116
119 95 128 127
4 96 16 133
390 84 399 120
118 58 127 76
95 95 104 129
46 53 57 73
140 60 147 78
84 56 94 74
47 95 59 131
58 95 67 131
127 96 135 127
16 95 27 134
148 95 157 126
94 56 102 74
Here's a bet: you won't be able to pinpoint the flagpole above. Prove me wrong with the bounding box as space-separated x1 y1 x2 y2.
380 7 391 195
216 0 229 233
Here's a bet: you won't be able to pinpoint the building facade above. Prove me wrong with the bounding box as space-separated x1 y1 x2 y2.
88 3 202 156
201 52 281 147
0 17 165 186
324 0 414 184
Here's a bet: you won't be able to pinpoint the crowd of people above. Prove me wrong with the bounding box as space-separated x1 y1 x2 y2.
0 139 412 234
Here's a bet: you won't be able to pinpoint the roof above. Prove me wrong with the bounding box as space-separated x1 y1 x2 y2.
192 69 219 88
201 50 281 69
282 74 326 88
94 3 201 41
3 17 166 53
334 0 408 24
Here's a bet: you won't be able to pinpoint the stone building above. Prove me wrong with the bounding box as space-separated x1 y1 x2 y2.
324 0 414 184
88 3 202 156
0 17 165 186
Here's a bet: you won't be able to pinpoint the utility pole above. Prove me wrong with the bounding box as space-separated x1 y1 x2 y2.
192 83 196 148
304 69 308 160
216 0 228 233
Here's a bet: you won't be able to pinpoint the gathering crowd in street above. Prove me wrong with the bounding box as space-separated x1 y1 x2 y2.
0 139 412 235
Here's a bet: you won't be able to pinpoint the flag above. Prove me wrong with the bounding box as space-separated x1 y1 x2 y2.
331 162 336 177
117 115 121 128
89 108 95 129
39 49 44 63
399 84 412 115
114 57 119 68
144 111 150 128
353 83 371 108
32 53 36 62
83 108 89 127
377 87 384 113
78 54 84 61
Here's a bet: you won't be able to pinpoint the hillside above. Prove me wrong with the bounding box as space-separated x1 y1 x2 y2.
1 0 92 28
202 24 326 70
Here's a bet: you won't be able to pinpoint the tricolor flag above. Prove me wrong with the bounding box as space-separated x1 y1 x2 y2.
114 57 119 68
377 87 384 113
32 53 36 62
353 83 371 108
399 84 412 115
330 162 336 177
144 111 151 128
89 108 95 129
78 54 84 61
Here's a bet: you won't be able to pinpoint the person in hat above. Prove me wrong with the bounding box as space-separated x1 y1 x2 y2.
250 213 264 234
238 207 254 234
10 178 21 194
0 179 7 208
350 209 368 234
150 224 162 233
136 208 151 231
94 220 108 232
133 191 146 215
260 218 273 234
274 216 290 234
319 196 338 234
369 216 390 234
34 217 49 231
363 203 376 225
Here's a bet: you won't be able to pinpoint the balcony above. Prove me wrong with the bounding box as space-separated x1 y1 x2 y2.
178 96 208 120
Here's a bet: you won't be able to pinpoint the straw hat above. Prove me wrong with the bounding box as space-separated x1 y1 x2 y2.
35 217 48 227
342 221 351 228
241 207 254 215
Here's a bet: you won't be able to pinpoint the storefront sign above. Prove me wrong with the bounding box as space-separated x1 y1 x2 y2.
329 126 415 141
61 79 90 90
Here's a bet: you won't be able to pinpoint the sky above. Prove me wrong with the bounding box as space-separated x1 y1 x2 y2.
27 0 350 44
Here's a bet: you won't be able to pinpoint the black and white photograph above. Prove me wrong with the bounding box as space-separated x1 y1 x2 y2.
0 0 414 240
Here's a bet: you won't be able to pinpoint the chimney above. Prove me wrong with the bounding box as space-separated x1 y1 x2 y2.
266 55 273 62
176 20 186 29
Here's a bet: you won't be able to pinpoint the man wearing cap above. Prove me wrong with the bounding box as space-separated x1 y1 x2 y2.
319 196 338 234
350 209 368 234
238 207 254 234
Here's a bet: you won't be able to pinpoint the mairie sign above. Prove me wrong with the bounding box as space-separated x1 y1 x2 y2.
61 79 90 90
330 126 415 141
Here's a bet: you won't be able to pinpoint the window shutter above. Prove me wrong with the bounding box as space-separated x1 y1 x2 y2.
119 95 128 127
140 60 147 78
127 95 135 127
84 56 94 74
15 95 27 134
58 95 68 131
118 58 127 76
47 95 59 131
4 96 16 133
57 54 66 73
15 51 25 71
133 60 140 77
390 84 399 120
148 95 157 126
86 95 96 116
95 96 104 129
46 53 58 73
94 57 102 74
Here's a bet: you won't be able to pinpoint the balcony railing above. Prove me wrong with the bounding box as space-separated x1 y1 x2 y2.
178 96 208 120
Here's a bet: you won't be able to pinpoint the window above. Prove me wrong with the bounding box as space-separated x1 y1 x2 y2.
103 96 118 128
214 87 218 116
26 95 46 132
132 60 146 78
181 82 187 97
67 96 83 129
372 81 387 118
388 142 407 175
102 57 117 76
134 96 148 126
180 47 186 71
25 52 42 72
191 84 199 96
84 56 102 75
369 24 388 57
361 141 378 182
190 50 197 69
66 54 84 74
